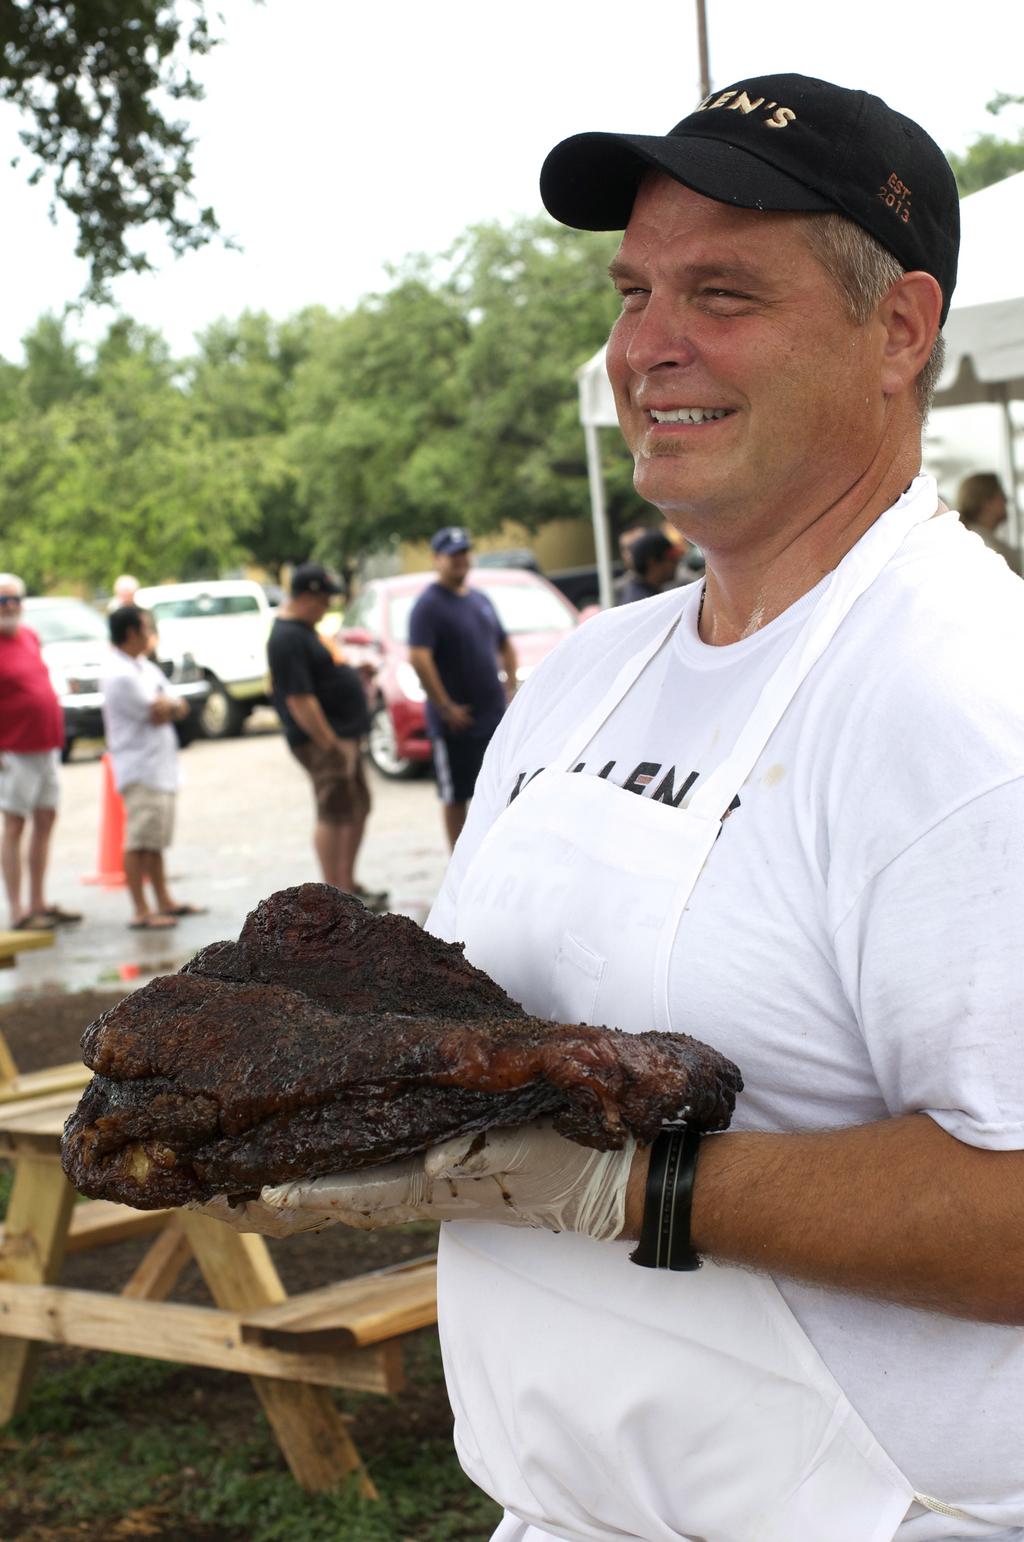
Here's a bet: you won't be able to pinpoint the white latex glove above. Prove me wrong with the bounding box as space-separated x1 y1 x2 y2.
186 1193 338 1238
261 1118 637 1243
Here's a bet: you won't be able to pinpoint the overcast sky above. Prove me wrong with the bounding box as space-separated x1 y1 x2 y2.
3 0 1022 361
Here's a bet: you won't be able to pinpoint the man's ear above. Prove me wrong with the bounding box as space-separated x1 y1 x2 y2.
877 271 943 398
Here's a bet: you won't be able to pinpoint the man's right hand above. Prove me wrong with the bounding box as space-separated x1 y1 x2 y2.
441 702 474 733
327 737 359 777
262 1119 636 1242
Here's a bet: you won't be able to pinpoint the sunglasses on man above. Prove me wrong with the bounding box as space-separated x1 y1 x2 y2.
0 595 23 607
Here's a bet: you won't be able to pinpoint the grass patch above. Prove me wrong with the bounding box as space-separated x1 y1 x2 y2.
2 1337 501 1541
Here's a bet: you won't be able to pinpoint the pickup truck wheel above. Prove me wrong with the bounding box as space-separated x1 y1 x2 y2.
199 680 246 739
367 705 420 780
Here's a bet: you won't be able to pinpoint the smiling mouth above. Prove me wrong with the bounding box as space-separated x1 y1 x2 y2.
649 408 732 424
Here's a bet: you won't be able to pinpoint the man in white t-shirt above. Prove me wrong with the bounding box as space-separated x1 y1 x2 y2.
219 76 1024 1541
102 606 202 931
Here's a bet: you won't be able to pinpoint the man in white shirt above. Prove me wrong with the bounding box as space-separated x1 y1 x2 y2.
102 606 201 931
218 75 1024 1541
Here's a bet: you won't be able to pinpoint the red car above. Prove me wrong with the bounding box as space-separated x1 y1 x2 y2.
335 567 582 778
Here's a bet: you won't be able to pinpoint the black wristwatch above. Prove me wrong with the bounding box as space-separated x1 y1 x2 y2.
629 1127 703 1271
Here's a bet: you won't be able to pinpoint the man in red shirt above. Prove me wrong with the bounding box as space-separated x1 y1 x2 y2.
0 573 80 931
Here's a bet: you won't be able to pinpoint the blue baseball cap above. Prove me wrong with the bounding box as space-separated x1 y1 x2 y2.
431 526 472 556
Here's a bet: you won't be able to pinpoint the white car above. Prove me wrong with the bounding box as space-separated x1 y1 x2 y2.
133 580 274 739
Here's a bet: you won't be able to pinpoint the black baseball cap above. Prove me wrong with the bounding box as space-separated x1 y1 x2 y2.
291 562 342 597
540 73 959 323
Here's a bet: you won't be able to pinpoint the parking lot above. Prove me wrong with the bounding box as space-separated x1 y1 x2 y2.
1 713 450 1002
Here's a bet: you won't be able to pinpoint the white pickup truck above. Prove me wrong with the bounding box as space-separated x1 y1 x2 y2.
133 579 275 738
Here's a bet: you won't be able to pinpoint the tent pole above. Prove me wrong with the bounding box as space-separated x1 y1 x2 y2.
583 420 616 610
997 386 1024 566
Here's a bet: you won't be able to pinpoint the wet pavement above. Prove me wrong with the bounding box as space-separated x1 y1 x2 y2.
1 714 450 1003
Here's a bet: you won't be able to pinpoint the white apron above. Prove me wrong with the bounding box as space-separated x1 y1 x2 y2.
437 477 974 1542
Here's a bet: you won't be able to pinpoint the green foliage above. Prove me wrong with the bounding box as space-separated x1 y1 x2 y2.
186 309 322 566
0 216 643 588
19 312 91 409
0 314 262 589
3 1342 501 1541
289 279 471 561
947 92 1024 195
0 0 225 299
291 217 644 566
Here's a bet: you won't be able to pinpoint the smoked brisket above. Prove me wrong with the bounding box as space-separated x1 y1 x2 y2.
61 884 743 1210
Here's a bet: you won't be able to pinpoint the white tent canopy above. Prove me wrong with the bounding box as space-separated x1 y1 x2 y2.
577 172 1024 600
935 170 1024 405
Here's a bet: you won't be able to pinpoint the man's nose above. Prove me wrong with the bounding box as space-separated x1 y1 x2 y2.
625 295 698 375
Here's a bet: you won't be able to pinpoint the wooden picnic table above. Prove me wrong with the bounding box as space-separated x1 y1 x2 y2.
0 929 57 1091
0 1035 438 1495
0 927 55 972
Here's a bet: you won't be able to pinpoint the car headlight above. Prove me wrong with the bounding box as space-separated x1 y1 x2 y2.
395 662 426 702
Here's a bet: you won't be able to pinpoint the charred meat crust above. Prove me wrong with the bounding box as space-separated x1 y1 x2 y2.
61 883 743 1210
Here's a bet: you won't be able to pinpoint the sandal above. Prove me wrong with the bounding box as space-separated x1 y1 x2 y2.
159 903 208 917
127 915 178 931
44 905 83 925
12 912 58 932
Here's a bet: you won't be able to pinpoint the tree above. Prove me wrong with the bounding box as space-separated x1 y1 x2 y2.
0 0 224 299
288 277 471 562
188 310 319 567
0 316 257 589
288 220 646 565
18 313 91 410
0 214 648 585
443 218 641 535
947 92 1024 196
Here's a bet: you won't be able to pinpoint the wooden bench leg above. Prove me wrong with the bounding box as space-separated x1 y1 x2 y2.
0 1158 76 1422
179 1211 377 1498
0 1027 19 1082
122 1219 193 1301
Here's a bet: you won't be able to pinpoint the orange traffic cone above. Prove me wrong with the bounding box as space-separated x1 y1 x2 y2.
82 753 127 887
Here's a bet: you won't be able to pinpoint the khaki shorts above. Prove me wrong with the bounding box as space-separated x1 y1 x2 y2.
292 740 370 826
0 750 61 818
122 783 176 851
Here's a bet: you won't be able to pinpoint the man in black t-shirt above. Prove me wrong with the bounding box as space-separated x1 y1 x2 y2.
267 563 386 908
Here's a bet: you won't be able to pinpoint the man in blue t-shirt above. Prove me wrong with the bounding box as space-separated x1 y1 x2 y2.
408 527 517 848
